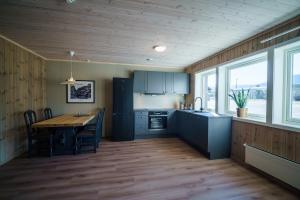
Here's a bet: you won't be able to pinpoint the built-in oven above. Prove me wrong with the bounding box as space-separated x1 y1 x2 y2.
148 111 168 130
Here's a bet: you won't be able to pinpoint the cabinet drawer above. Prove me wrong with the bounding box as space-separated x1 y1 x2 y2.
135 115 147 120
135 128 148 135
134 112 148 135
135 123 148 135
135 111 148 116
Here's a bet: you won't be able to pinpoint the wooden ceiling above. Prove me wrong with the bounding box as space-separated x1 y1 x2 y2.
0 0 300 68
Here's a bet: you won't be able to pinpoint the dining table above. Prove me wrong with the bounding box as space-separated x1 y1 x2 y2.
32 114 96 155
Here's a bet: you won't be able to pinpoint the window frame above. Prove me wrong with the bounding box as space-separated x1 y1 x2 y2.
195 69 216 112
224 55 268 120
193 37 300 131
284 47 300 125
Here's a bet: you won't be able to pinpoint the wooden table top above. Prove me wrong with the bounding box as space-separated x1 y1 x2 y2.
32 114 96 128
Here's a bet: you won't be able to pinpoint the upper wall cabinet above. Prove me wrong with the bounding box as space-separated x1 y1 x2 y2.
165 72 174 94
133 71 147 93
147 71 165 94
133 71 190 95
173 73 189 94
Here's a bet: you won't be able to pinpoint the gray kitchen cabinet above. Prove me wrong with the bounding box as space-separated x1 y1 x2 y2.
167 109 176 134
165 72 174 94
174 73 189 94
134 111 148 136
147 72 165 94
176 110 232 159
133 71 147 93
133 71 189 94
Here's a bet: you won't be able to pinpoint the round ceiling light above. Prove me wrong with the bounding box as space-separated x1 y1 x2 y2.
153 45 167 52
66 0 76 4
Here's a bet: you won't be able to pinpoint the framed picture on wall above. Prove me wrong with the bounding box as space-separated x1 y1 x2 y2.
66 80 95 103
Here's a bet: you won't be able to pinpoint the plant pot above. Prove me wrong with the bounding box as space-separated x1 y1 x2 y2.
237 108 248 117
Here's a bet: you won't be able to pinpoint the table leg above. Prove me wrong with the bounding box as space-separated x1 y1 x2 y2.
49 132 53 157
72 127 77 155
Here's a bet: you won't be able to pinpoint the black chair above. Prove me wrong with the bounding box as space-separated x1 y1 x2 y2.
44 108 53 120
24 110 53 157
75 109 105 154
85 108 105 147
44 109 57 139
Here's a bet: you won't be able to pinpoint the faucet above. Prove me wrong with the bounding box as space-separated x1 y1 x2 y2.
194 97 204 112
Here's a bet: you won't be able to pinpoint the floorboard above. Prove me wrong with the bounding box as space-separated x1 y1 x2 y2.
0 138 298 200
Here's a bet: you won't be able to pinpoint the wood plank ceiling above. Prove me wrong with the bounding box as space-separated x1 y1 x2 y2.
0 0 300 68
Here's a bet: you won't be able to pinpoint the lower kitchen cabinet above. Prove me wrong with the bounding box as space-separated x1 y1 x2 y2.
167 109 176 134
133 109 232 159
176 110 232 159
134 111 148 136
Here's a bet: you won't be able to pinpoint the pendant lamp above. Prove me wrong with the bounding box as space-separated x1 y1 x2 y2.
60 51 76 85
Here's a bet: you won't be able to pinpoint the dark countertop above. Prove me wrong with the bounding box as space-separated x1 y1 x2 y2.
134 109 231 118
134 108 176 112
177 109 232 118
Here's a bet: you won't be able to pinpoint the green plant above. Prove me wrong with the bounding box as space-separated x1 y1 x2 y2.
228 88 250 108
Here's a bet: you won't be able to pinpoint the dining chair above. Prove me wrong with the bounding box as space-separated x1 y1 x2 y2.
24 110 53 157
75 109 105 154
44 108 53 120
85 108 105 147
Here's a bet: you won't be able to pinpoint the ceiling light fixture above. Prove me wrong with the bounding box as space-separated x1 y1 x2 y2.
153 45 167 52
60 51 76 85
66 0 76 4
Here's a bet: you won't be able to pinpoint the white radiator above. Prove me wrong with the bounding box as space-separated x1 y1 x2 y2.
244 144 300 190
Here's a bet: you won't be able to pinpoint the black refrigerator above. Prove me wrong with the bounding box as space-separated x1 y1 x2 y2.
112 78 134 141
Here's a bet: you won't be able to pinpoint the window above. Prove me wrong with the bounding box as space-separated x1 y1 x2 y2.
273 40 300 127
285 47 300 123
194 38 300 129
195 69 216 111
224 54 268 119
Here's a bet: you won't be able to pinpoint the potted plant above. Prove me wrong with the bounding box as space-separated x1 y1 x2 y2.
229 88 250 117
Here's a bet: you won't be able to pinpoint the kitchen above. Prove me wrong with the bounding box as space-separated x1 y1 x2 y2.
111 71 232 159
1 1 300 199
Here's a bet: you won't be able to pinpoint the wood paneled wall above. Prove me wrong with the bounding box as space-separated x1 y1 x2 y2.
0 36 46 165
232 121 300 164
185 16 300 164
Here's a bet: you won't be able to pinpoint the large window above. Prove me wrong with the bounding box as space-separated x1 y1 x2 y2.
274 40 300 127
225 54 268 119
285 48 300 123
226 57 267 117
195 39 300 129
195 69 216 111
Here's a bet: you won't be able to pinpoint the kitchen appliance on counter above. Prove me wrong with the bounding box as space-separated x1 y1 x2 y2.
112 78 134 141
148 111 168 130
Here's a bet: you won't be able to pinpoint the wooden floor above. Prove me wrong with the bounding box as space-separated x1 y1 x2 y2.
0 138 298 200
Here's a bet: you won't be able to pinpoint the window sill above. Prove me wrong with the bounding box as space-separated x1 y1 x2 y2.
232 116 266 125
271 123 300 133
232 117 300 133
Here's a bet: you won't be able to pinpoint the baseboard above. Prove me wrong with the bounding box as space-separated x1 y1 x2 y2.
134 134 175 140
0 140 27 166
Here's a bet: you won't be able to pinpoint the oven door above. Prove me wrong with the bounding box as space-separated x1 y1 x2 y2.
148 115 167 130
